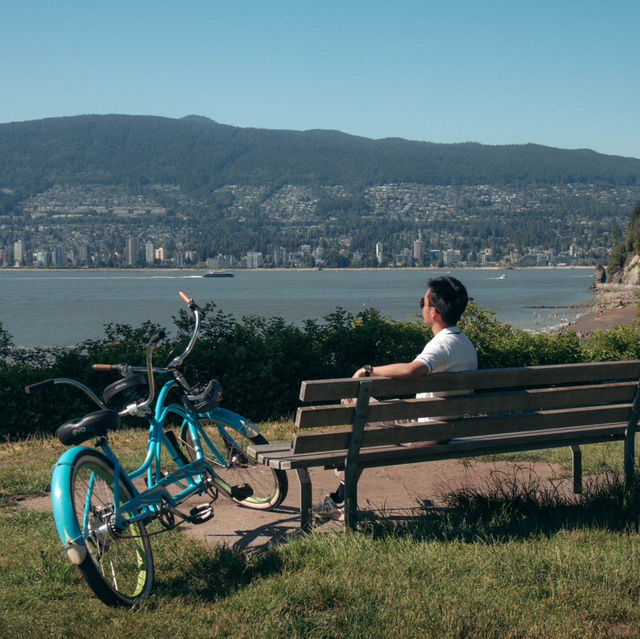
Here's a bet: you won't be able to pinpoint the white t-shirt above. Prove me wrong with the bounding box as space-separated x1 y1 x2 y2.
414 326 478 374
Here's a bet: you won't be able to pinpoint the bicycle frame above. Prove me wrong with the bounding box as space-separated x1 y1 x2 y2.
51 376 263 560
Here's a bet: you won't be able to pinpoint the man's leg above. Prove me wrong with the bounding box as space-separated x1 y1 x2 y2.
312 468 363 520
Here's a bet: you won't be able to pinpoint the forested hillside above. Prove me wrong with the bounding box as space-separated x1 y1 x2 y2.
1 114 639 200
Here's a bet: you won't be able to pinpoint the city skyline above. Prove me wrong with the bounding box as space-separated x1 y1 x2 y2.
3 182 635 270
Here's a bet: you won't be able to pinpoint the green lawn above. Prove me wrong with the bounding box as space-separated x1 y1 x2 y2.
2 430 640 639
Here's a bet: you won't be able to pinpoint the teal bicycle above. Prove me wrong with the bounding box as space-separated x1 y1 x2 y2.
26 291 287 607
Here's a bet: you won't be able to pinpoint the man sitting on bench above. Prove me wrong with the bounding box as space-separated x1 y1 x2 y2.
312 275 478 521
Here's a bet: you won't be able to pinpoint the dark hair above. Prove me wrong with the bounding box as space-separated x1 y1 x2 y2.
427 276 469 325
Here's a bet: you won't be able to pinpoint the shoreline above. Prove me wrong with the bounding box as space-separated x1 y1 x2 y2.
1 265 596 274
568 284 638 334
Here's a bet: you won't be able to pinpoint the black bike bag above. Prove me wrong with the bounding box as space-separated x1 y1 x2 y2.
185 379 223 413
103 374 149 411
56 410 120 446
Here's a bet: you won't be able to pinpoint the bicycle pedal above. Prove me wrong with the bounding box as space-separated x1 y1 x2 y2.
189 503 214 524
231 483 253 500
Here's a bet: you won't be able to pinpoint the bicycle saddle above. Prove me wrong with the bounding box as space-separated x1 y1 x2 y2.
56 410 120 446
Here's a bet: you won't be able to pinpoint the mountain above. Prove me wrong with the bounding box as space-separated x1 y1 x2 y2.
1 114 639 199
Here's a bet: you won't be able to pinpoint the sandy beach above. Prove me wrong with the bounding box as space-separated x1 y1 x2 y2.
571 284 639 334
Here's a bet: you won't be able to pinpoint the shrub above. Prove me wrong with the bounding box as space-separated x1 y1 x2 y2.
5 301 637 439
583 320 640 361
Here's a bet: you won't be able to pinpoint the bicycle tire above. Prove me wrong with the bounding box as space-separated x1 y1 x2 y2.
180 422 288 510
68 450 154 607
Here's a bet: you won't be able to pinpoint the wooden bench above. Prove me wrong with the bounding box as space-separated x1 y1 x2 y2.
248 360 640 531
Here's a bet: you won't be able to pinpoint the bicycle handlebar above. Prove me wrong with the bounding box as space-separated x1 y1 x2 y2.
24 379 55 394
166 291 203 370
32 291 206 418
25 377 106 410
91 291 204 415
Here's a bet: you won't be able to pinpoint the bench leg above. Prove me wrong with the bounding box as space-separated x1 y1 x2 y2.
571 445 582 494
344 464 359 532
624 428 636 489
296 468 313 532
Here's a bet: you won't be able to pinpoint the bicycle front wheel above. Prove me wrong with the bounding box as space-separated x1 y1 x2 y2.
181 421 288 510
69 450 154 607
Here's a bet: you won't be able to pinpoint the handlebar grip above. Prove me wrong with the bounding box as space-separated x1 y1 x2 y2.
93 364 117 371
178 290 205 319
24 379 55 394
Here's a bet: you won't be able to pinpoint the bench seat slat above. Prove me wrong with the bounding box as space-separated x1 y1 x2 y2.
299 361 640 402
249 422 627 471
296 382 638 429
292 404 633 454
351 424 627 468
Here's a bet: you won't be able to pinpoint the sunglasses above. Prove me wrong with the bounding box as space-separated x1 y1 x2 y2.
420 297 426 309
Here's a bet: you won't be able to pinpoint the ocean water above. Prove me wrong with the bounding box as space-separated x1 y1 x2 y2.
0 268 594 347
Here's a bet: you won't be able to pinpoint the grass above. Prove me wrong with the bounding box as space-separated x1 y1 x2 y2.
2 429 640 638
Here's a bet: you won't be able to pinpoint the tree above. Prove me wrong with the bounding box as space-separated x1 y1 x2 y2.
0 320 14 361
609 198 640 274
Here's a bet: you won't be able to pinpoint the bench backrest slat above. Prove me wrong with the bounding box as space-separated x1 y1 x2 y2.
299 360 640 403
292 404 632 454
295 382 638 429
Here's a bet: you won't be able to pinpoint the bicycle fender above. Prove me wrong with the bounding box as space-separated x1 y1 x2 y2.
209 407 260 438
51 446 93 565
51 447 138 567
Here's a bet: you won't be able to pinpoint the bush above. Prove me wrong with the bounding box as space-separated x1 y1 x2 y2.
583 320 640 361
3 301 638 439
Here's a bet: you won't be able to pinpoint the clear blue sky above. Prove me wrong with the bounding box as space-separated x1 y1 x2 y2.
3 1 639 158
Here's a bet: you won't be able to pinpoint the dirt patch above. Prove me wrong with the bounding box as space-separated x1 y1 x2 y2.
12 494 51 511
14 457 572 550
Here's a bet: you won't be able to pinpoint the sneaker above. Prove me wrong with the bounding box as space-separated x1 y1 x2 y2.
311 495 345 521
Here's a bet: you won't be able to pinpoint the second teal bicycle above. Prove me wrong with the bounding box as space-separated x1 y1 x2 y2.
27 291 287 607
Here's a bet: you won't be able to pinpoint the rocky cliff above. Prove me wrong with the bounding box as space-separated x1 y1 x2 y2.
610 254 640 286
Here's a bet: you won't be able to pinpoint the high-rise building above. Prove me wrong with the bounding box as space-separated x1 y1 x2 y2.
145 242 155 265
246 251 264 268
1 245 13 267
36 249 49 267
413 239 424 264
13 240 25 266
52 246 64 267
78 244 90 265
273 247 287 267
126 237 138 266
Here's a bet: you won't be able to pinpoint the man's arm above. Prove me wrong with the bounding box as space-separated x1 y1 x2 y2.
353 360 428 379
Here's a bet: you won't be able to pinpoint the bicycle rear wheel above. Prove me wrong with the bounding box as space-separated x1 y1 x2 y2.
69 450 154 607
181 421 288 510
